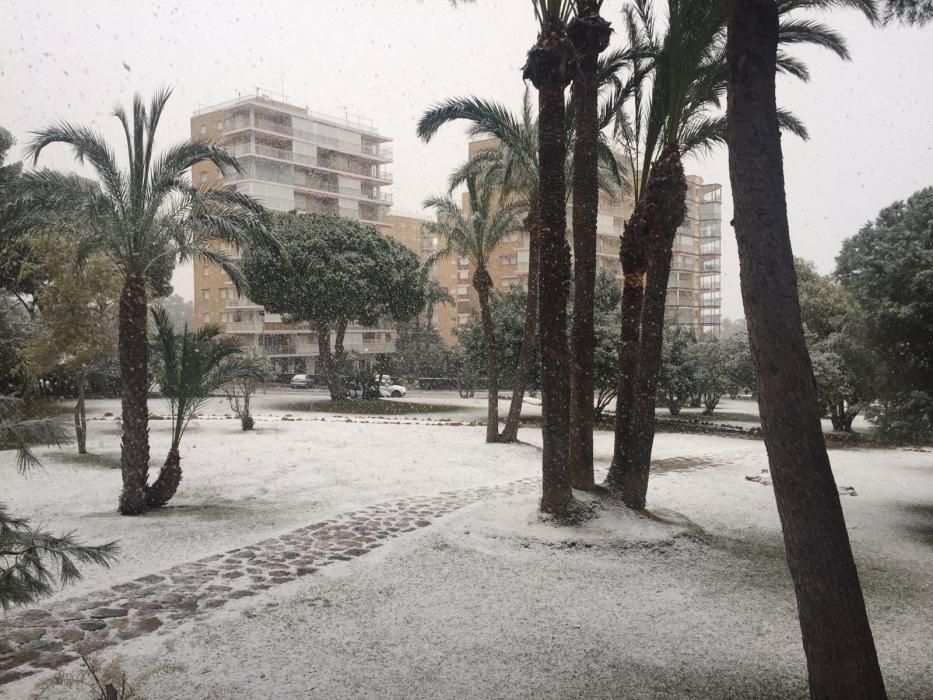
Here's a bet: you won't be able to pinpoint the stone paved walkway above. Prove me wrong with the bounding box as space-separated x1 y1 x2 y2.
0 454 725 687
0 476 542 686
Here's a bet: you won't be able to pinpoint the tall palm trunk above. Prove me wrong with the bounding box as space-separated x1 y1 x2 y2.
624 146 687 508
525 28 575 515
73 367 87 455
727 2 886 696
145 447 181 509
117 268 150 516
500 210 540 443
568 2 611 490
474 267 500 443
606 146 685 507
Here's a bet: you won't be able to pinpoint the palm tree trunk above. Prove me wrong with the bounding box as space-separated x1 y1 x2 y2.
606 216 648 494
475 268 500 443
145 447 181 509
606 145 686 508
568 2 609 490
727 2 886 696
625 147 687 507
531 51 574 515
500 210 540 443
117 269 150 516
74 367 87 455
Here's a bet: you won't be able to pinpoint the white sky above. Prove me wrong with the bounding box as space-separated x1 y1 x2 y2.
2 1 931 319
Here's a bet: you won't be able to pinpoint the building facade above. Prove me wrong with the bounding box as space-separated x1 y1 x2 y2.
191 91 401 375
431 138 722 342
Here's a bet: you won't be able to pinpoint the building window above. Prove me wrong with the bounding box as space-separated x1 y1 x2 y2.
201 289 210 300
218 288 228 300
216 120 223 130
457 314 470 326
200 125 207 135
498 254 517 266
203 265 210 277
457 269 469 280
203 313 211 323
458 255 470 267
220 312 230 323
456 285 468 297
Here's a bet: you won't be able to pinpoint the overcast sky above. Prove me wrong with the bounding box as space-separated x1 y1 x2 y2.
2 1 931 319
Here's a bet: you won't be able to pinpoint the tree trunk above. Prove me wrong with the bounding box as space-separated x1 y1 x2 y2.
117 269 150 516
501 210 540 443
568 3 610 491
74 368 87 455
525 30 575 515
605 209 649 494
475 268 500 443
608 146 687 508
145 448 181 509
317 323 344 400
727 2 886 696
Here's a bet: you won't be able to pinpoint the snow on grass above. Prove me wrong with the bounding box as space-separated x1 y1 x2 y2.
3 398 932 699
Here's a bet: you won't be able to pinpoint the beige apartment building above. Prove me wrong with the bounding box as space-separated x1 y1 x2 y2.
191 91 402 375
427 138 722 343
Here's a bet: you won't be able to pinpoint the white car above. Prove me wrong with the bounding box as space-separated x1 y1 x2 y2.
378 377 407 398
290 374 314 389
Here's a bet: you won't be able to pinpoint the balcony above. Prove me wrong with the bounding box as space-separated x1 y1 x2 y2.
224 321 264 333
226 142 393 183
235 119 394 163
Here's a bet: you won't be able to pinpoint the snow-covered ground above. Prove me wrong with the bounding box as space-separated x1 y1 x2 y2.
2 399 931 698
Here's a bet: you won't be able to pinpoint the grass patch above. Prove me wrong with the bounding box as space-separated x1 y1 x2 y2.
307 399 462 415
669 411 761 424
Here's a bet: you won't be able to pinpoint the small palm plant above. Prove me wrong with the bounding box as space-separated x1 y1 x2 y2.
1 396 117 609
424 172 522 443
146 308 266 508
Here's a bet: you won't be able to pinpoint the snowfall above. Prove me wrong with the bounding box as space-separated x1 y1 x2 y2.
1 391 931 699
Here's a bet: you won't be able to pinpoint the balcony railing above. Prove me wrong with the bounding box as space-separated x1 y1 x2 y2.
227 142 393 183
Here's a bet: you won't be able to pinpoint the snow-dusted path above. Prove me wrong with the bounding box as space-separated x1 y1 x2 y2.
0 476 545 685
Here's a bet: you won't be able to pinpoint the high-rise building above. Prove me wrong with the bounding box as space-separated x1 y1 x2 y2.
431 138 722 341
191 90 402 375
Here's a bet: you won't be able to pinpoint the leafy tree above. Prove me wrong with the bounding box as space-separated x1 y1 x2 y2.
656 325 697 415
794 256 872 431
691 335 727 414
425 173 521 443
243 212 424 400
727 0 887 695
394 321 456 383
836 187 933 441
721 327 755 399
0 296 30 395
460 285 542 395
592 268 623 422
1 395 117 609
22 90 272 515
19 234 121 453
145 308 266 507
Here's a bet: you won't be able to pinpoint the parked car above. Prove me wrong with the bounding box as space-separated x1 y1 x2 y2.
289 374 314 389
378 377 407 398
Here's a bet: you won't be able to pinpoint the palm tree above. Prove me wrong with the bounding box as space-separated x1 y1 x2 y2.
523 0 577 514
1 396 117 609
424 173 522 444
726 0 887 695
21 89 272 515
418 93 542 444
607 0 859 509
417 79 625 445
146 307 267 508
567 0 613 489
423 277 454 332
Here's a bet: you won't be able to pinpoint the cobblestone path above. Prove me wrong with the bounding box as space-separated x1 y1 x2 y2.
0 476 540 686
